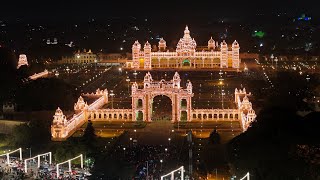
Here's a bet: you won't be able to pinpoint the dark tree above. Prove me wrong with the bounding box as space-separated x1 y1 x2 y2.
83 120 96 138
0 47 18 102
15 78 79 111
82 120 97 148
209 129 221 144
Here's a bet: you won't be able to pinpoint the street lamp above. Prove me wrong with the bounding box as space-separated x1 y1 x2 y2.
168 138 171 146
274 57 278 69
160 159 163 171
94 58 98 70
270 54 274 67
133 70 137 81
123 147 126 156
26 147 31 158
110 90 115 109
126 77 130 94
219 70 224 109
146 161 149 179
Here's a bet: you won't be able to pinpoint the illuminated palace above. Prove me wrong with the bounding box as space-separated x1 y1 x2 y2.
127 26 240 69
51 72 256 141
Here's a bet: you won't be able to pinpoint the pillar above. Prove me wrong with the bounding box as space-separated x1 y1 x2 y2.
49 152 52 164
24 160 27 173
56 165 59 179
68 160 72 172
80 154 83 168
19 148 22 160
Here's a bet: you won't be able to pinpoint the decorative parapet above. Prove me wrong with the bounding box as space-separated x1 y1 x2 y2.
29 70 49 80
81 88 108 97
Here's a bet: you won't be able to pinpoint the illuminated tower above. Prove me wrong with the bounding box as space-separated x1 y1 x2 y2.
158 38 166 51
143 72 153 88
51 107 68 139
208 37 215 49
172 72 181 88
144 41 152 69
132 41 141 69
220 40 228 68
74 96 88 113
232 40 240 68
17 54 28 69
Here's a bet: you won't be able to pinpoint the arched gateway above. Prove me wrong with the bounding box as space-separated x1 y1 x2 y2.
51 72 256 141
131 72 193 122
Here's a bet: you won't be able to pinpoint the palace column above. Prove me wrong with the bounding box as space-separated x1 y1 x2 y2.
187 96 192 122
172 94 177 122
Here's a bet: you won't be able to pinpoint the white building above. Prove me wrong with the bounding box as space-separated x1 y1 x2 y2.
60 49 97 64
17 54 28 69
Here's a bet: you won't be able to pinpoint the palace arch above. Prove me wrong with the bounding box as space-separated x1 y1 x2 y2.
131 72 194 122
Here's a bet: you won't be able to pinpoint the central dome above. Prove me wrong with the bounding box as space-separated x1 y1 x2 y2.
176 26 197 56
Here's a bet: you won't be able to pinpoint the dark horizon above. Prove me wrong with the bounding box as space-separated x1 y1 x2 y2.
1 0 318 21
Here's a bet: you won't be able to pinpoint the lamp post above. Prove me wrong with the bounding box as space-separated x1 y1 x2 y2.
26 147 31 158
133 70 137 82
274 57 278 70
118 67 122 75
219 70 224 109
270 54 274 67
146 161 149 179
94 59 97 71
160 159 163 172
126 77 130 95
110 90 115 109
168 138 171 146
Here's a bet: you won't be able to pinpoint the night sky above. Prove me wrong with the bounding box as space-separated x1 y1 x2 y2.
0 0 318 21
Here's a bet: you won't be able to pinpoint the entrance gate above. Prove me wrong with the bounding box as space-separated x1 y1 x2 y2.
131 72 194 122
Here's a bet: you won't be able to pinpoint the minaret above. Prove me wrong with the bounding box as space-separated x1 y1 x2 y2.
144 41 152 69
132 41 141 69
232 40 240 68
220 40 228 68
17 54 28 69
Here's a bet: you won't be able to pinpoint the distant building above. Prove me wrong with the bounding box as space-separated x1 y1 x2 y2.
60 49 97 64
97 53 131 66
2 102 16 113
46 38 58 45
17 54 28 69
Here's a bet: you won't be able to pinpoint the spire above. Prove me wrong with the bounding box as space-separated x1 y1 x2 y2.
183 25 191 39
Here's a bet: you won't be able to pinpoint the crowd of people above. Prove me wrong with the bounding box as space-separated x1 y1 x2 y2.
0 157 90 179
107 141 186 179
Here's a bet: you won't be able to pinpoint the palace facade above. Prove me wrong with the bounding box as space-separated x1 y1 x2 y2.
127 26 240 69
51 72 256 141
